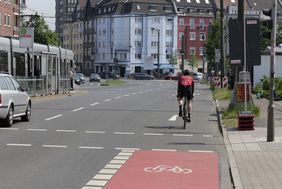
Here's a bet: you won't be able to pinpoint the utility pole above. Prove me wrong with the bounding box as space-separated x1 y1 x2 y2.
220 0 224 87
267 0 277 142
157 30 160 78
181 34 185 73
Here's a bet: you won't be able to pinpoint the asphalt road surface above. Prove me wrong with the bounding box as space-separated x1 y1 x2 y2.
0 80 232 189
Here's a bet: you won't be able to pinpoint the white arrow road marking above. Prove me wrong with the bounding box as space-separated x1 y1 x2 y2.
168 115 178 121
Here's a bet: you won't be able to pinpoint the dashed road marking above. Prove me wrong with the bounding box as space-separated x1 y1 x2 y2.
45 114 63 121
27 129 48 132
79 146 104 150
114 132 135 135
90 102 99 106
115 96 122 99
56 129 77 133
0 128 19 131
203 135 213 138
152 149 177 152
144 133 164 136
85 131 106 134
72 107 85 112
104 99 111 102
42 145 68 148
6 143 32 147
173 134 194 137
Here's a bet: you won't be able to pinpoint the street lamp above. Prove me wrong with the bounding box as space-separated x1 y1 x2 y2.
151 28 160 78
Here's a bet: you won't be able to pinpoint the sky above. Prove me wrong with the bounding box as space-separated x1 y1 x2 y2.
26 0 56 31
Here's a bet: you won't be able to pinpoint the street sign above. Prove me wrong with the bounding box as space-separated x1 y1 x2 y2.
19 27 34 48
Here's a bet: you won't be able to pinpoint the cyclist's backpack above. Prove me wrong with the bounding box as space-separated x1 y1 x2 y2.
180 76 193 86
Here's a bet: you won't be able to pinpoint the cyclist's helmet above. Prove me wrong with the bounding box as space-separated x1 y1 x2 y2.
183 69 190 76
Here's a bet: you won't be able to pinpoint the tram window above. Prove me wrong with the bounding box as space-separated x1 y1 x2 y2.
0 51 8 73
15 53 25 76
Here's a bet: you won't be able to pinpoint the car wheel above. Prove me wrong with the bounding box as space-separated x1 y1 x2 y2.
4 105 14 127
21 101 31 122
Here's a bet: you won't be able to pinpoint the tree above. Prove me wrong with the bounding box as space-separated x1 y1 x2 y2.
24 13 59 46
205 18 221 75
169 55 178 65
189 54 199 72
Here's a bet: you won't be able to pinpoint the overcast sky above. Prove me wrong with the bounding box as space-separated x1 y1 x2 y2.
26 0 56 31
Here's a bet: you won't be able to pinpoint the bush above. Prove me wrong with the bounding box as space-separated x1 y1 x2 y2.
213 88 231 100
223 103 260 119
254 76 282 98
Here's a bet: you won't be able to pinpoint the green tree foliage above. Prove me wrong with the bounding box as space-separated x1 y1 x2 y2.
189 54 199 72
24 13 59 46
205 18 221 75
169 55 178 65
261 22 282 50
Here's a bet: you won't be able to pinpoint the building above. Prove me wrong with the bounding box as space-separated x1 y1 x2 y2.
56 0 79 43
0 0 21 37
174 0 214 73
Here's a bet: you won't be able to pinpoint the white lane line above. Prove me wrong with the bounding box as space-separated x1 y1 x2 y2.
79 146 104 150
173 134 194 137
131 92 137 95
45 114 63 121
56 130 77 133
99 169 118 174
27 129 48 132
105 164 122 169
115 147 140 151
81 187 101 189
72 107 85 112
114 132 135 135
86 180 107 187
85 131 105 134
188 150 214 153
0 128 19 131
104 99 111 102
42 145 68 148
6 143 32 147
144 133 164 136
115 96 122 99
168 115 178 121
109 160 126 164
93 174 113 180
152 149 177 152
123 94 130 97
90 102 100 106
203 135 213 138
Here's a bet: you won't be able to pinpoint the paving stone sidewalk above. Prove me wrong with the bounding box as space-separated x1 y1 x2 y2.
218 97 282 189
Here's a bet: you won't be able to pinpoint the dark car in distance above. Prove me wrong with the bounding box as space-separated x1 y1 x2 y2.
89 73 101 82
133 73 154 80
74 73 85 85
100 72 120 79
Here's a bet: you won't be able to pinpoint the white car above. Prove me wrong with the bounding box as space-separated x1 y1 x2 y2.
0 73 31 127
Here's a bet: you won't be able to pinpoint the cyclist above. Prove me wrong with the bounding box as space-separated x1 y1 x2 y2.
177 69 194 122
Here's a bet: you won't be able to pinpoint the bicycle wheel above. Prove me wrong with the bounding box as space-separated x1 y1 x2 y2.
183 97 187 129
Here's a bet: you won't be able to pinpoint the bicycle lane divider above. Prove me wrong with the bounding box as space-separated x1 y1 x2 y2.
103 150 219 189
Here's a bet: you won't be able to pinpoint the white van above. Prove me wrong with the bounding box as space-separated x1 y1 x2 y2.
193 72 203 80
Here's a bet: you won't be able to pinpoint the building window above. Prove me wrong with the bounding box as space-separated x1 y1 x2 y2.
190 32 196 40
135 41 142 47
166 30 173 37
189 47 196 55
151 53 158 60
135 28 142 35
135 53 142 59
179 18 184 26
199 47 204 56
199 19 205 29
166 42 173 48
151 41 158 48
179 32 184 39
152 17 160 23
189 18 195 29
135 17 142 23
199 32 205 41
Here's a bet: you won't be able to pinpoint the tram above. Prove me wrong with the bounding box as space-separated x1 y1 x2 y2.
0 36 74 95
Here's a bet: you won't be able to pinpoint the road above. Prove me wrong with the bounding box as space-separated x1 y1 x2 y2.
0 80 232 189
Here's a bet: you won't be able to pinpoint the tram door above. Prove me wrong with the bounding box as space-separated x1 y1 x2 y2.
46 54 57 94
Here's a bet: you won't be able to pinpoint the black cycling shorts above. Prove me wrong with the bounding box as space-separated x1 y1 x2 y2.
177 86 193 100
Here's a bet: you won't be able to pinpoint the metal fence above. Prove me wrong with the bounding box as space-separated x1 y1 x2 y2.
17 76 70 97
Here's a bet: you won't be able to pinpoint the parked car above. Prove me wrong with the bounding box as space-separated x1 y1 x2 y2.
134 73 154 80
74 73 85 85
0 73 31 127
193 72 203 80
100 72 120 79
163 73 179 80
89 73 101 82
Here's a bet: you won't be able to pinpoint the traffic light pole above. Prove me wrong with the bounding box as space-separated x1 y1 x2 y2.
267 0 277 142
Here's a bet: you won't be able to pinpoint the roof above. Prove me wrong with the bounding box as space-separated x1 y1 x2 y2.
173 0 213 8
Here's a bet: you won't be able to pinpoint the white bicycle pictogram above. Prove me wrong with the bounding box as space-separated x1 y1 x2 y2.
144 165 192 174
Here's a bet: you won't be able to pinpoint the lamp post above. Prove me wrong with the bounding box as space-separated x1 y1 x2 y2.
151 28 160 78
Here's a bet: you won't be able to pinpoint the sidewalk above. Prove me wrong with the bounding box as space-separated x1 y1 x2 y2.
218 97 282 189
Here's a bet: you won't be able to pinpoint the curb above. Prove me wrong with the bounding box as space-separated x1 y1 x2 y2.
215 99 244 189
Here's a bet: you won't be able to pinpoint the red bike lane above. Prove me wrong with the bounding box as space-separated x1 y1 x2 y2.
104 150 219 189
